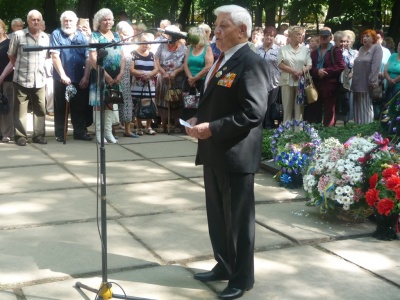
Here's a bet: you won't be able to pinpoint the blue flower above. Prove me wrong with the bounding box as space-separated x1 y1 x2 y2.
281 173 292 183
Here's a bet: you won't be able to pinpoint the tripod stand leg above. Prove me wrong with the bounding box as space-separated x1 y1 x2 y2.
75 281 112 300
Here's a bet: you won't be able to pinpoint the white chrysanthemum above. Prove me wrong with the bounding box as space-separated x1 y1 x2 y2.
343 204 350 210
341 196 352 204
336 159 345 166
337 166 345 173
343 185 352 194
352 173 362 182
335 186 344 194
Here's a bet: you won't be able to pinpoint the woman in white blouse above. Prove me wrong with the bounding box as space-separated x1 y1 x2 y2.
277 26 312 123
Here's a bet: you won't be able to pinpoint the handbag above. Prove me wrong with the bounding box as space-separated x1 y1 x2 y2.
269 88 283 121
370 84 383 101
183 87 200 108
303 69 318 104
165 80 183 103
335 93 349 115
136 82 157 119
105 85 123 104
0 86 9 115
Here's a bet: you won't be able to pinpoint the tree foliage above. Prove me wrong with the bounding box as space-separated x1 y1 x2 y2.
0 0 398 40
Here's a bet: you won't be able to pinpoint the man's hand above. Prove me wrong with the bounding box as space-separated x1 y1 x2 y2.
60 75 71 86
185 117 197 136
187 120 212 140
79 76 89 89
318 68 328 78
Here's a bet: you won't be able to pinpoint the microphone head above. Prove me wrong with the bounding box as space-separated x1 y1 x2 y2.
187 34 200 46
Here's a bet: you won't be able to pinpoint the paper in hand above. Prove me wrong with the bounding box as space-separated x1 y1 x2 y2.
179 118 193 128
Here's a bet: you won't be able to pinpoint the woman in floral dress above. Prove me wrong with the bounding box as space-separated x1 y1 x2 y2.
154 25 187 133
116 21 137 138
89 8 125 144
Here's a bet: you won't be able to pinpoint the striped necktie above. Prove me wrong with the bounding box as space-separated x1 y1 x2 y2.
206 52 224 86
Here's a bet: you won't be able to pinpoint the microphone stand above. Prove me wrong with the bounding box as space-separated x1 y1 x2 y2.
73 43 153 300
24 39 164 300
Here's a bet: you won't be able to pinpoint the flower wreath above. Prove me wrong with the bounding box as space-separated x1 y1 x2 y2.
271 120 321 186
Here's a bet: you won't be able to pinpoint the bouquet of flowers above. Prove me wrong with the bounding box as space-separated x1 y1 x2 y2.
303 135 377 219
271 120 320 188
362 139 400 240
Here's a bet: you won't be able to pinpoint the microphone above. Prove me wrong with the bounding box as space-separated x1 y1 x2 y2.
157 28 199 45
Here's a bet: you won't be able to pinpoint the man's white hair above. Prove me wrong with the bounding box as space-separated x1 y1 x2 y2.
60 11 78 24
214 5 252 37
27 10 42 22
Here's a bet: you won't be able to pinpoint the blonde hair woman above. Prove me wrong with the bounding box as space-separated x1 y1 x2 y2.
277 26 311 123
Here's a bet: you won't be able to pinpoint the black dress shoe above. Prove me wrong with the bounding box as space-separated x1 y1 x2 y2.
218 287 246 300
74 134 93 141
32 137 47 144
16 138 27 146
194 270 229 282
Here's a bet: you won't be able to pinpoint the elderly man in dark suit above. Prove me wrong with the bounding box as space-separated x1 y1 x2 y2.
186 5 270 300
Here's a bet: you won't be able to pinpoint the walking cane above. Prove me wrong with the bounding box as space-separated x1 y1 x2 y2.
64 84 77 144
167 101 170 135
63 100 69 144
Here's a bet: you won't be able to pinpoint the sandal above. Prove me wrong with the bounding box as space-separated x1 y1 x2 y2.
137 129 144 136
145 128 156 135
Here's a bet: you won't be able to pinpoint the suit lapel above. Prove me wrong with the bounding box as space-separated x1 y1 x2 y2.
201 44 250 102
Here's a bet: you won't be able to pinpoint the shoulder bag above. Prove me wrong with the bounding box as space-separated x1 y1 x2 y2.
269 88 283 121
370 83 383 102
183 86 200 108
304 68 318 104
165 80 183 103
105 85 123 104
136 82 157 119
0 86 9 115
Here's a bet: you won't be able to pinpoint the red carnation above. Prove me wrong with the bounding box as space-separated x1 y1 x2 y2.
369 173 379 188
395 187 400 200
365 188 379 206
376 198 395 216
382 167 398 179
385 176 400 190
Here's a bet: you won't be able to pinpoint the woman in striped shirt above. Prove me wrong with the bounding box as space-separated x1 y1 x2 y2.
131 33 159 135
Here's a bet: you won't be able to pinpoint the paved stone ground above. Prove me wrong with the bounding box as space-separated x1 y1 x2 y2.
0 115 399 300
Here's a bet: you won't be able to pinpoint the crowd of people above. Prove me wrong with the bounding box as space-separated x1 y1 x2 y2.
3 4 400 299
0 8 398 147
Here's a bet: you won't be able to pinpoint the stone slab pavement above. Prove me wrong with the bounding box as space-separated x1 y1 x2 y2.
0 116 399 299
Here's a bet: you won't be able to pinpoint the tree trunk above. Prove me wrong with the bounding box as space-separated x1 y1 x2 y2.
254 0 263 27
177 0 192 28
373 0 382 29
387 0 400 41
264 1 276 27
76 0 100 19
42 0 57 33
325 0 353 31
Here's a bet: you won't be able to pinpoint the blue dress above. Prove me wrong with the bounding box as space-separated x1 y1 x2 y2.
89 31 123 107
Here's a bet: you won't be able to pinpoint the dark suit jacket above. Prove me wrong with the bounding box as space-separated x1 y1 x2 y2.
195 44 270 173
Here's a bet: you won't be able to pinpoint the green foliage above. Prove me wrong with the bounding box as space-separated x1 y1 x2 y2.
262 128 274 159
313 122 381 143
